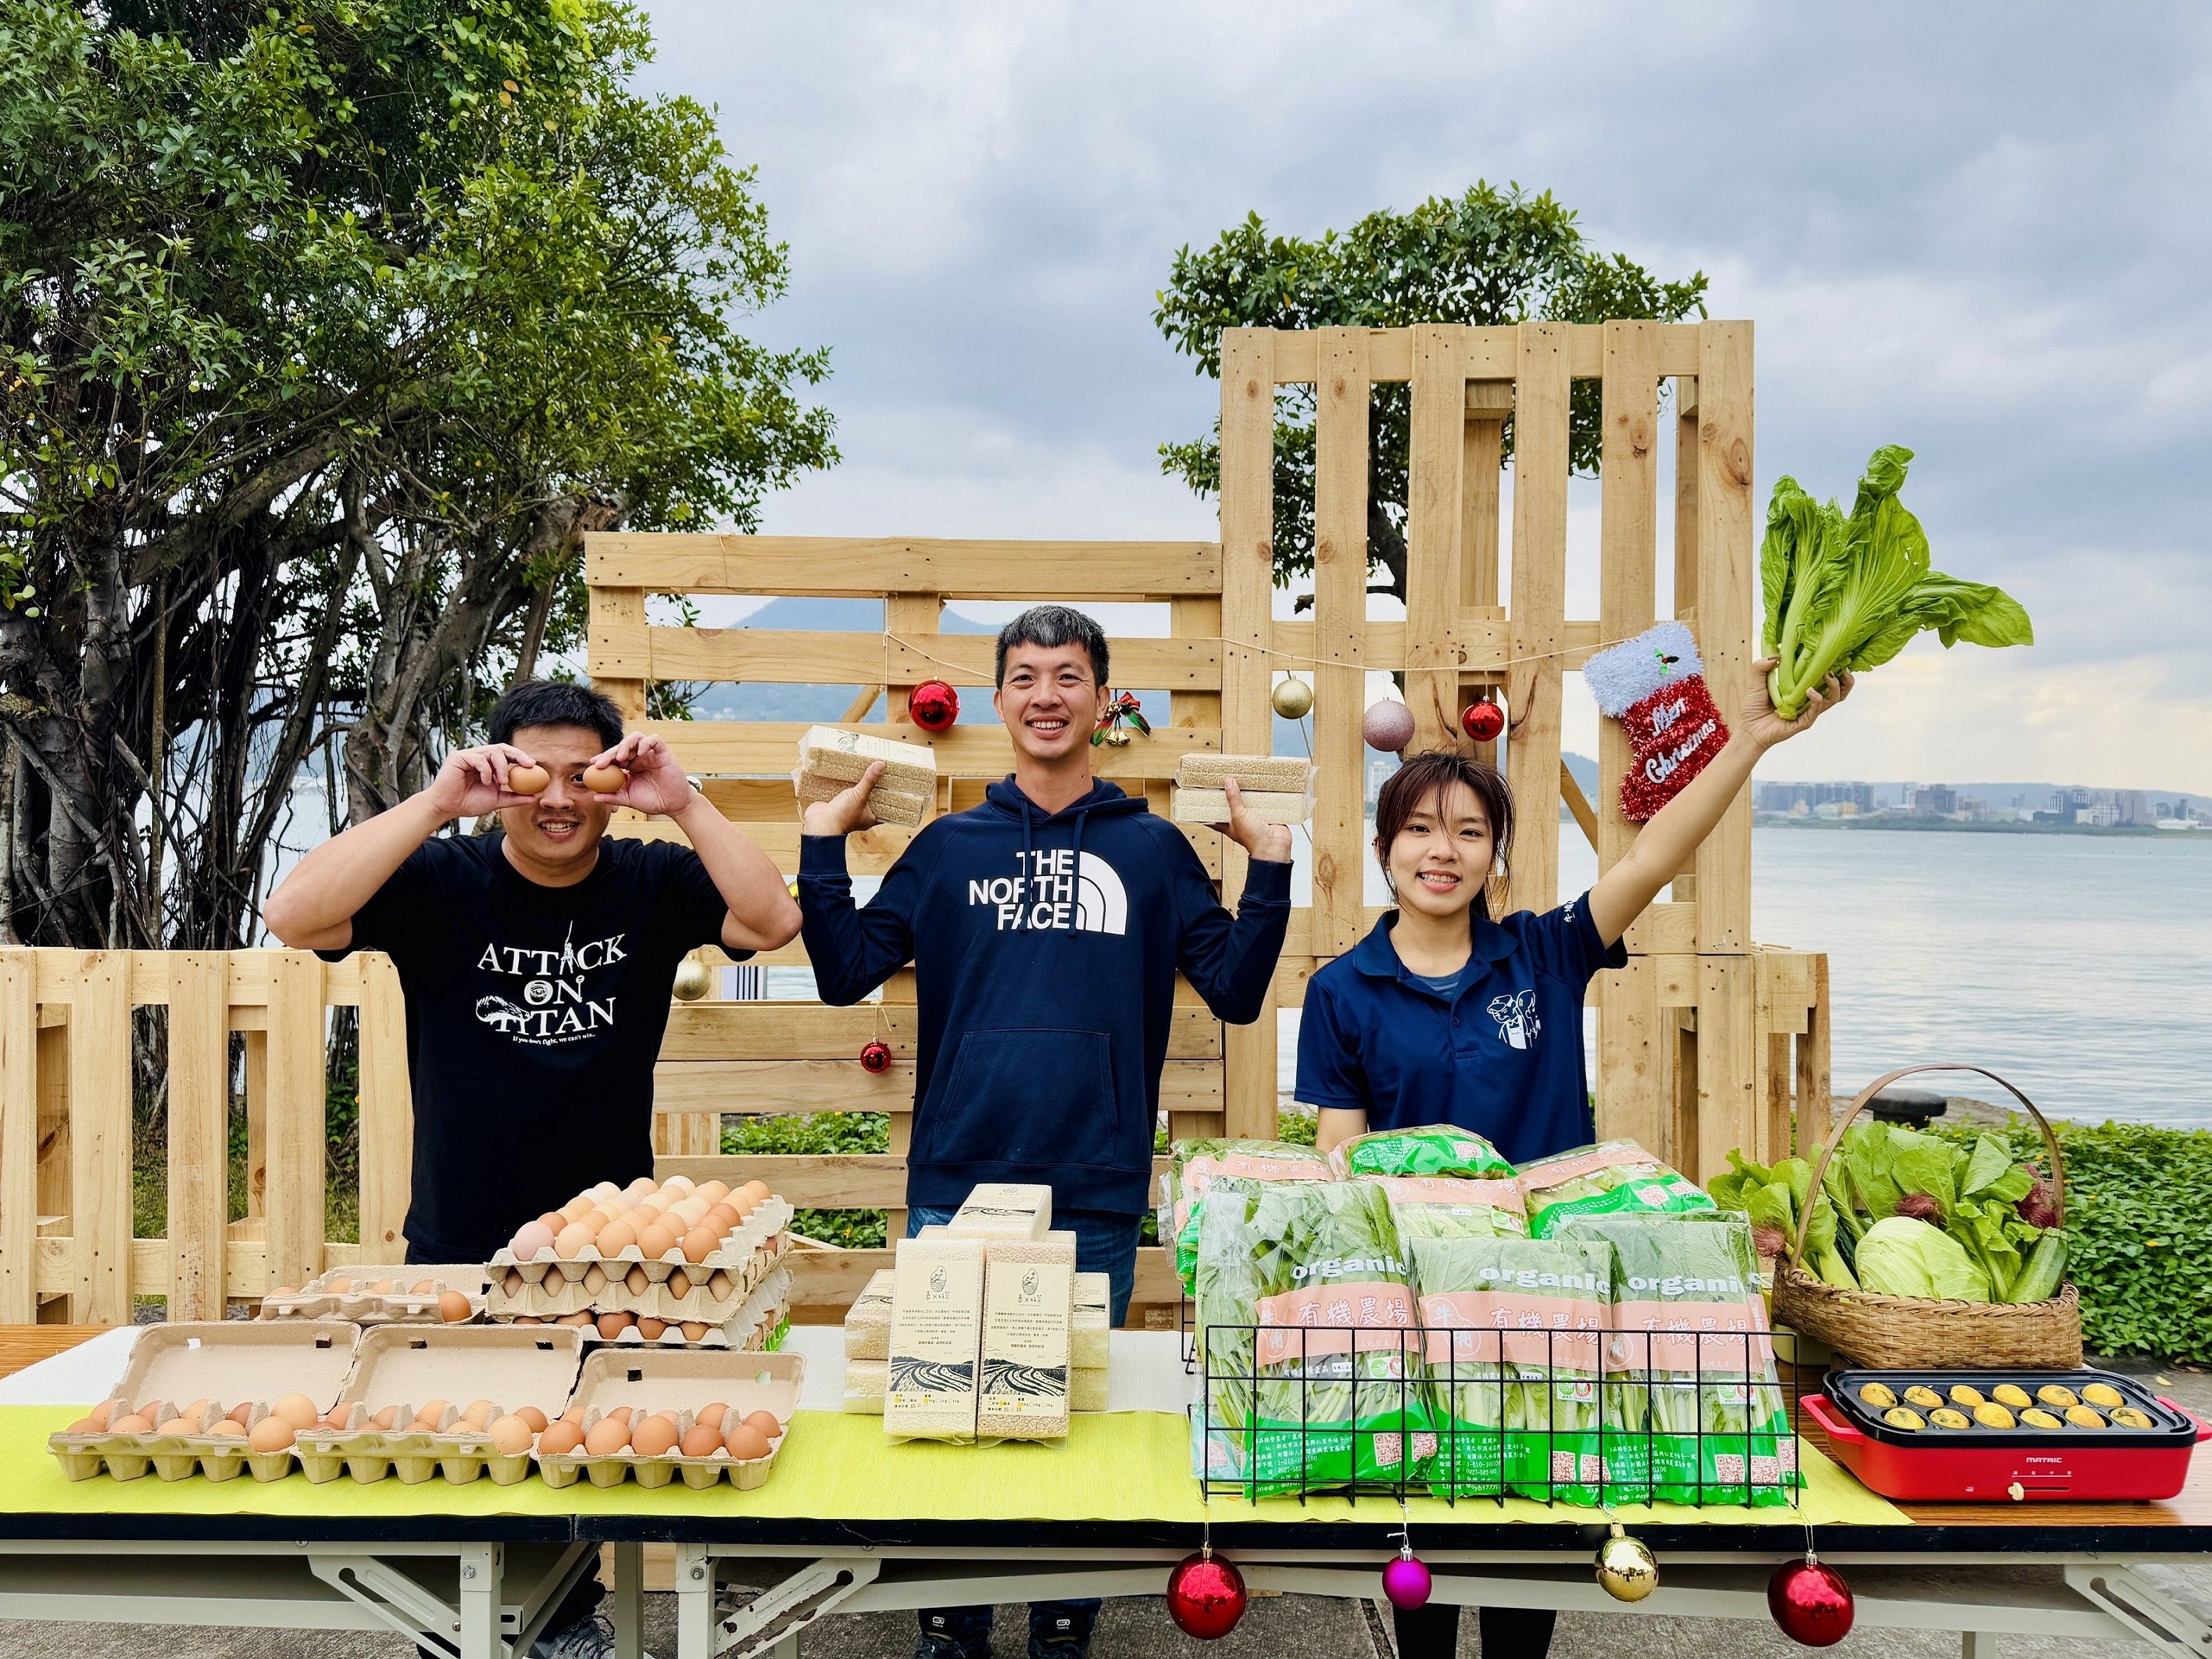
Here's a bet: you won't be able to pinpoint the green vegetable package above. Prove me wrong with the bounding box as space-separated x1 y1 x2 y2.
1328 1123 1514 1181
1161 1138 1330 1294
1518 1140 1715 1237
1192 1178 1426 1494
1370 1175 1529 1240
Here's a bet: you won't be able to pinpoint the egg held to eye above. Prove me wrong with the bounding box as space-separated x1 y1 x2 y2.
508 765 550 796
583 764 627 793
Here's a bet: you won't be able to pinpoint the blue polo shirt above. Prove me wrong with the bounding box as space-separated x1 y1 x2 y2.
1294 893 1627 1165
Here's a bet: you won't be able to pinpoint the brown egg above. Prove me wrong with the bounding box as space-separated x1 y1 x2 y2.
681 1226 721 1264
537 1419 585 1455
487 1415 535 1455
413 1278 437 1296
370 1405 400 1429
249 1416 296 1452
582 1265 609 1295
679 1321 708 1342
514 1314 543 1326
671 1199 709 1230
88 1401 118 1431
584 1411 633 1456
663 1270 690 1299
555 1311 594 1327
707 1271 735 1298
636 1317 668 1340
536 1211 568 1234
110 1414 154 1434
515 1405 549 1433
438 1289 471 1322
625 1266 651 1295
723 1422 771 1461
638 1223 679 1260
630 1414 681 1457
507 764 550 796
705 1204 740 1231
662 1174 696 1195
554 1221 596 1258
679 1420 724 1457
740 1180 771 1204
697 1180 731 1203
730 1193 758 1219
152 1410 186 1432
272 1393 320 1430
597 1311 636 1339
64 1417 99 1435
369 1280 395 1294
582 763 627 793
177 1397 211 1427
207 1419 246 1439
597 1220 639 1255
326 1275 354 1295
411 1398 450 1431
560 1197 596 1223
695 1402 729 1429
460 1399 496 1429
742 1409 781 1439
226 1401 254 1427
503 1269 525 1296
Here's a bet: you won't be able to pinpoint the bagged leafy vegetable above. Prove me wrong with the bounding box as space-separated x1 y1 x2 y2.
1410 1234 1611 1503
1328 1123 1513 1181
1162 1138 1330 1293
1369 1175 1528 1240
1192 1178 1426 1495
1517 1141 1714 1237
1552 1213 1793 1507
1761 445 2032 721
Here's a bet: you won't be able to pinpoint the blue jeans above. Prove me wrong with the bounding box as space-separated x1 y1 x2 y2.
905 1205 1139 1656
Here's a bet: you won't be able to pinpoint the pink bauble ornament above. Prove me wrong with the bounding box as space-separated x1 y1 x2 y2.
1461 697 1505 743
907 680 959 733
1768 1556 1854 1647
1363 700 1415 754
859 1040 893 1074
1382 1549 1432 1610
1164 1551 1247 1640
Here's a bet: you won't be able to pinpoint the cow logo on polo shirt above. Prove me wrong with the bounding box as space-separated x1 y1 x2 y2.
1487 989 1540 1050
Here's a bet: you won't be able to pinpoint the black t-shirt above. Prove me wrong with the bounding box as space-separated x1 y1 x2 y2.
321 833 739 1263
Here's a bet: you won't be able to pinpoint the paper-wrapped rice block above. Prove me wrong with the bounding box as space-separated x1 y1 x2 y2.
885 1235 985 1442
1072 1270 1110 1370
1171 786 1314 826
843 1268 893 1361
1175 754 1316 793
797 725 938 793
948 1182 1052 1239
1071 1368 1108 1413
844 1359 886 1414
796 769 929 828
977 1254 1071 1441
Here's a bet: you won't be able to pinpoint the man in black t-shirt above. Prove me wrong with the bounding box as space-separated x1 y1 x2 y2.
267 680 799 1264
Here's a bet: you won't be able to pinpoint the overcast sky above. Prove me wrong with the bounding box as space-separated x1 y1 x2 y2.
633 1 2212 796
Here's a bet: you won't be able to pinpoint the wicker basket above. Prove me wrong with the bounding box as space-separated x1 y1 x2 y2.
1774 1063 2082 1370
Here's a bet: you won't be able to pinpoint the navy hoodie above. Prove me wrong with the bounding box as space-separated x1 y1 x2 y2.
798 777 1292 1216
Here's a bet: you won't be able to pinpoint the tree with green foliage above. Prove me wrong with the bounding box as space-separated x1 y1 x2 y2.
1153 184 1706 604
0 0 833 949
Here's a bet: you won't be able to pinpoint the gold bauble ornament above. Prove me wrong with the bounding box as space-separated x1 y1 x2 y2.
671 958 712 1002
1270 677 1315 719
1595 1525 1657 1602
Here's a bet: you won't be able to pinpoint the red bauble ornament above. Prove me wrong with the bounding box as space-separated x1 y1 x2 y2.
907 680 959 733
858 1040 893 1074
1164 1550 1247 1640
1768 1555 1854 1647
1461 697 1505 743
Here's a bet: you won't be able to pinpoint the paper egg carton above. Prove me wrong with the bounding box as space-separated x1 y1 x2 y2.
292 1324 585 1486
565 1268 793 1352
536 1347 803 1491
489 1230 791 1324
489 1200 793 1303
47 1321 359 1483
260 1264 489 1326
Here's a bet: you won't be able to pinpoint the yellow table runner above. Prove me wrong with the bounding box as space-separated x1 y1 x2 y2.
0 1406 1907 1529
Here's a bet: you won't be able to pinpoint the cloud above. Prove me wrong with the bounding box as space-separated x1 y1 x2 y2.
634 0 2212 793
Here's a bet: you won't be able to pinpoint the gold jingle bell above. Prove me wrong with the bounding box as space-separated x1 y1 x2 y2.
1105 726 1132 747
1270 677 1314 719
1595 1525 1657 1602
671 957 712 1002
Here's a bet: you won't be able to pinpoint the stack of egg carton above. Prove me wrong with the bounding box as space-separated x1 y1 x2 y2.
260 1265 486 1326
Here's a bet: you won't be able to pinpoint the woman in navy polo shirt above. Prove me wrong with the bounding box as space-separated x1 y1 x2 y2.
1297 661 1849 1659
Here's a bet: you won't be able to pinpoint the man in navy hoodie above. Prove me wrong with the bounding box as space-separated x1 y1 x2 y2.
798 604 1291 1659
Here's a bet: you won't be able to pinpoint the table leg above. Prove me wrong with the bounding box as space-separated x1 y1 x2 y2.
675 1544 714 1659
611 1543 644 1659
457 1544 501 1659
1962 1635 2000 1659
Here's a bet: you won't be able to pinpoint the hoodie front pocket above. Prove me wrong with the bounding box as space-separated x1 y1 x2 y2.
923 1029 1123 1170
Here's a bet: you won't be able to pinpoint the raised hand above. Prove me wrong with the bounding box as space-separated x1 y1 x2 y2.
1214 776 1293 863
424 744 544 820
585 733 697 815
1743 655 1853 749
799 759 886 837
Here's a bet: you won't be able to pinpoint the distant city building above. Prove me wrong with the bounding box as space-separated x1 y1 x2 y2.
1912 784 1957 817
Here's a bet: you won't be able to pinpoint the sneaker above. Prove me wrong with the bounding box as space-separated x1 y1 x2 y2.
912 1634 988 1659
1029 1606 1098 1659
532 1611 658 1659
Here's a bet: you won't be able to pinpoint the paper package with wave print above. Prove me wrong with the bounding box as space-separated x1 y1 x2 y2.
884 1235 987 1443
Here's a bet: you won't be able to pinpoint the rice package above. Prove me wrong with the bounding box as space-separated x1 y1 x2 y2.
949 1183 1052 1240
1369 1176 1528 1240
978 1254 1072 1441
1551 1212 1793 1506
1162 1138 1330 1293
1517 1139 1715 1237
1410 1235 1611 1503
1192 1178 1425 1495
1328 1123 1514 1182
843 1268 893 1361
885 1235 986 1443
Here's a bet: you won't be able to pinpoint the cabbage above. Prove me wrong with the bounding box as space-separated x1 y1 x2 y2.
1852 1215 1991 1303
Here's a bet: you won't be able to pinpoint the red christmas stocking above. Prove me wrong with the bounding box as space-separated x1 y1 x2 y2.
1583 622 1730 822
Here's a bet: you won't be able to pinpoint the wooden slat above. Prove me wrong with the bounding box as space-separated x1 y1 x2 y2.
1218 328 1280 1141
585 536 1222 599
592 586 648 726
1559 760 1599 851
1272 323 1702 384
1796 954 1832 1160
590 625 1219 690
1270 615 1602 673
1310 326 1370 957
263 952 326 1298
1403 324 1465 747
639 719 1205 780
164 952 228 1320
1504 321 1571 917
1693 322 1755 952
1694 955 1758 1186
1171 595 1225 889
1673 376 1699 615
64 952 131 1324
655 1057 1225 1118
1598 320 1666 950
0 1324 105 1380
1594 957 1663 1155
658 1153 907 1208
0 955 36 1322
357 952 412 1262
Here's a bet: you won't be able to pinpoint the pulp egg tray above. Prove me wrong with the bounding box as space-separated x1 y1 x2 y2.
536 1347 802 1491
563 1268 793 1352
48 1321 359 1482
489 1229 791 1322
292 1324 584 1486
490 1199 793 1289
260 1263 489 1326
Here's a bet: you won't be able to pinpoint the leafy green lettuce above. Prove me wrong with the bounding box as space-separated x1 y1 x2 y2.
1706 1150 1854 1288
1761 445 2032 719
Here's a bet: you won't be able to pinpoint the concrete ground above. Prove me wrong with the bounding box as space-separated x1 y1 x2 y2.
3 1363 2203 1659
